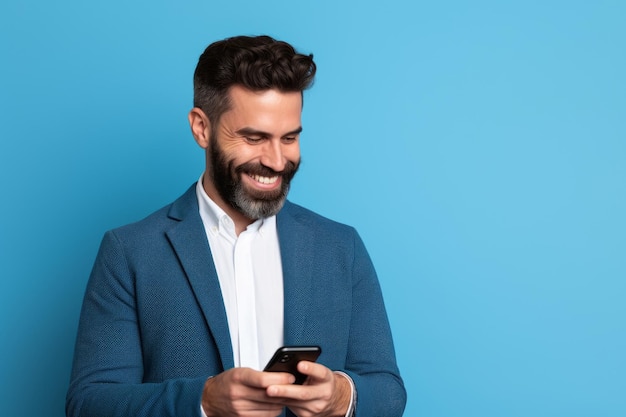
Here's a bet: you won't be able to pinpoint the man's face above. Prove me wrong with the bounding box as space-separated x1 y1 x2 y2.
206 86 302 220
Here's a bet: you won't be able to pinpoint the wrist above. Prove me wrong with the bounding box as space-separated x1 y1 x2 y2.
201 376 215 417
333 372 356 417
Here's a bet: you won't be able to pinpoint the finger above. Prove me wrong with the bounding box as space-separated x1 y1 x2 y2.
266 383 332 416
203 372 288 416
265 374 329 402
259 371 296 387
238 368 295 388
266 382 314 401
297 361 332 383
264 363 333 401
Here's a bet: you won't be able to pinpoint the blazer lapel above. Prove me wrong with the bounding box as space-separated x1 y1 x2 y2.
277 202 315 345
165 185 235 370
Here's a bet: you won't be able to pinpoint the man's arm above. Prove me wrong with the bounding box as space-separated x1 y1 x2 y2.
262 229 405 417
341 230 406 416
66 231 211 417
67 231 300 417
271 219 406 417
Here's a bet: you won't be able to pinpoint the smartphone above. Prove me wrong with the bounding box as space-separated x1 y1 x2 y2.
263 345 322 384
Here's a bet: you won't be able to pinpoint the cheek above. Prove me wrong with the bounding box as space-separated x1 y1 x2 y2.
220 143 255 166
219 140 245 156
284 145 301 163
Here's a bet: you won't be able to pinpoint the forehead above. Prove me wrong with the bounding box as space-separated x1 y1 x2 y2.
221 85 302 132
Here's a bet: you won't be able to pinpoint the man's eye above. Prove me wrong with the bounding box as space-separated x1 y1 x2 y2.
244 136 264 143
283 136 297 143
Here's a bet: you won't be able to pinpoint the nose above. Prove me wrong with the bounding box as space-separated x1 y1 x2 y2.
260 139 287 172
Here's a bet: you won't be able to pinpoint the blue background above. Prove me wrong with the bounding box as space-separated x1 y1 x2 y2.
1 1 625 416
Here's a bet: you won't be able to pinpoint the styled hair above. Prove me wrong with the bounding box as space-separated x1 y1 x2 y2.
193 35 316 125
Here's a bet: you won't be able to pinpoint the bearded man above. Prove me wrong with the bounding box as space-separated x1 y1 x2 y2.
66 35 406 417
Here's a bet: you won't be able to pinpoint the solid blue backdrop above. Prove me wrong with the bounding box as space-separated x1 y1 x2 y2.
1 1 625 416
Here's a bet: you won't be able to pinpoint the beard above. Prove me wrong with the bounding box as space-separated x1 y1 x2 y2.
208 139 299 220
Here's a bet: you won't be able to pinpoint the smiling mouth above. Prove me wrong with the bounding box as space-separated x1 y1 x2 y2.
251 174 279 185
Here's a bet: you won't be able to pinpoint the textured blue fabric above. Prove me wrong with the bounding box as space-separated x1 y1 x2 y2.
66 183 406 417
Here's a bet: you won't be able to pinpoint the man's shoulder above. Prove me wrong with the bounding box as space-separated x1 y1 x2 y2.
278 201 372 260
279 200 356 236
107 184 197 240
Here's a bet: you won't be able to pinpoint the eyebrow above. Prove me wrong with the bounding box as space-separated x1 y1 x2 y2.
235 126 303 138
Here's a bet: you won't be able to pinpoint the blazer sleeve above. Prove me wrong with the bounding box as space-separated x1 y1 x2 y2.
65 231 207 417
343 231 407 416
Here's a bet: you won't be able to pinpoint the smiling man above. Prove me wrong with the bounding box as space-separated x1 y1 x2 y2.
192 86 303 233
66 35 406 417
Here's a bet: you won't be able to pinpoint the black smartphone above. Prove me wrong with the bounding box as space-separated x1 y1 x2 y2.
263 345 322 384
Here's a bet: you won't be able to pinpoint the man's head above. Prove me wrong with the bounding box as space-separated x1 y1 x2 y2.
193 35 316 127
188 36 316 224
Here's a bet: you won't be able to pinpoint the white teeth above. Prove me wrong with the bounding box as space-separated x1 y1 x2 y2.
252 175 278 184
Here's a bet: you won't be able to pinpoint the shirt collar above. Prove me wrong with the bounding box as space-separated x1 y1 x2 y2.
196 173 275 238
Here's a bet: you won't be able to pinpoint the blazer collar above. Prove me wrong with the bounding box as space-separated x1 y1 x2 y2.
165 184 235 370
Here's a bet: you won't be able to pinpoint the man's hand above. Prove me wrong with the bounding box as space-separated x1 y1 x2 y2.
266 361 352 417
202 367 295 417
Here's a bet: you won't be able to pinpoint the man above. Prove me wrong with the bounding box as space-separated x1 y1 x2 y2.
66 35 406 417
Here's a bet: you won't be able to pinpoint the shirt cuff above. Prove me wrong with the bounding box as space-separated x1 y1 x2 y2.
334 371 357 417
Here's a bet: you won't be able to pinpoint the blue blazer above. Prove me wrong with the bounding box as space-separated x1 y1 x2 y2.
66 184 406 417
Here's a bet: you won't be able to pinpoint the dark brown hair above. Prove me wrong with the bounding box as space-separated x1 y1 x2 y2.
193 35 316 125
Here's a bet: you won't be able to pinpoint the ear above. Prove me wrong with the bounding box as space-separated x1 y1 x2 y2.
188 107 211 149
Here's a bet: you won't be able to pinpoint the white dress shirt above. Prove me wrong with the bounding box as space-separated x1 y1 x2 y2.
196 177 284 370
196 176 355 417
